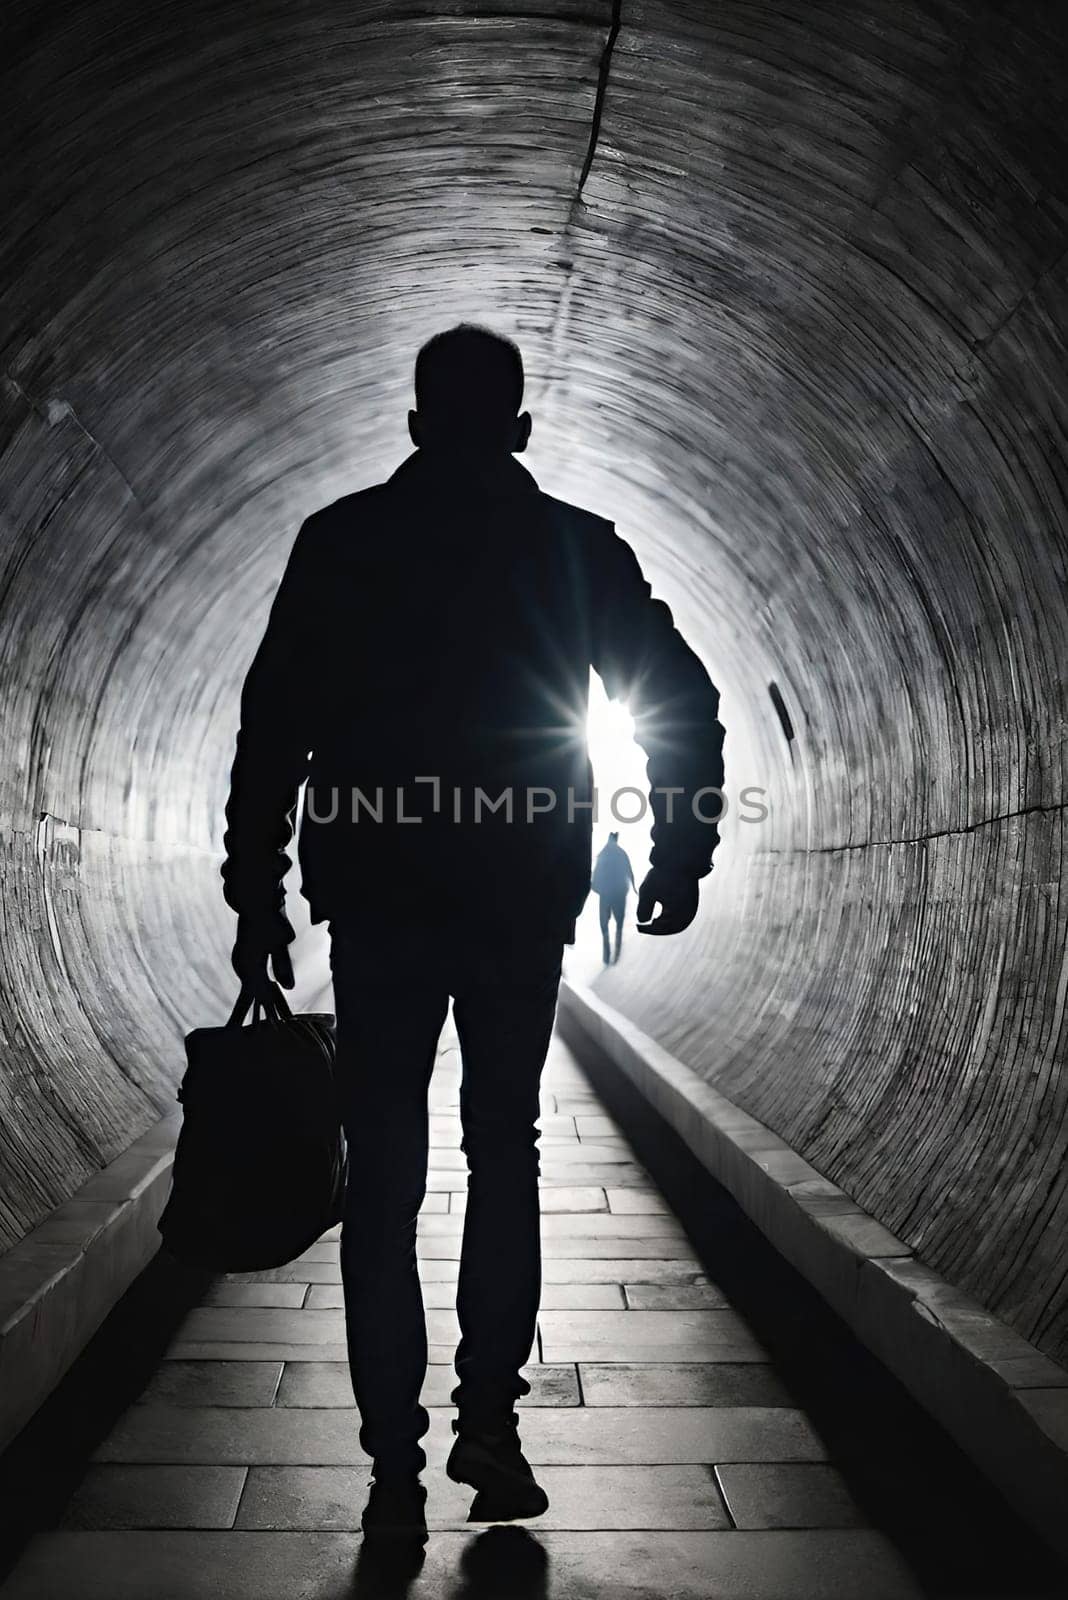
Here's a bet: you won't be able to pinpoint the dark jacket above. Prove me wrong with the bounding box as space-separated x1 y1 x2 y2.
222 450 725 943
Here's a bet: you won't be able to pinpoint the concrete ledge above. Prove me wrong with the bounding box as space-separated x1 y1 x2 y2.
0 1113 180 1452
558 979 1068 1563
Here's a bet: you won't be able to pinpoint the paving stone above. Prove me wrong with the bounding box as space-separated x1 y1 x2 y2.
579 1362 796 1407
606 1188 668 1213
419 1212 687 1242
430 1142 634 1171
223 1262 341 1284
61 1465 247 1530
92 1405 824 1467
138 1362 283 1408
537 1164 652 1187
211 1255 496 1286
575 1114 624 1138
236 1462 730 1530
92 1406 377 1466
540 1309 765 1361
715 1464 867 1530
540 1213 688 1237
541 1259 708 1285
624 1282 729 1309
276 1363 355 1408
537 1186 608 1212
427 1162 652 1190
201 1283 308 1309
177 1307 460 1345
166 1343 456 1364
295 1242 341 1262
276 1362 580 1408
298 1285 358 1310
539 1115 580 1138
540 1283 625 1309
235 1464 455 1530
514 1406 828 1465
538 1142 638 1165
304 1281 623 1310
487 1237 703 1260
530 1463 734 1530
0 1529 932 1599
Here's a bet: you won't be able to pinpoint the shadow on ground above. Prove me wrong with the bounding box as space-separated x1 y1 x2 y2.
351 1525 548 1600
0 1253 211 1582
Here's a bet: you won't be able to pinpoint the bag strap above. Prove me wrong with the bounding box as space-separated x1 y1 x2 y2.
226 983 294 1029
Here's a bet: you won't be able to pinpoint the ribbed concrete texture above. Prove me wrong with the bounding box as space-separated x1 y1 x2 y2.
1 0 1067 1380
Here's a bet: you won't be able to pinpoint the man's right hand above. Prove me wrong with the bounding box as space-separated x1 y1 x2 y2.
232 910 296 996
636 867 700 936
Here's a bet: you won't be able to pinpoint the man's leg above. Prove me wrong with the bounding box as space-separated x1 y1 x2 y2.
599 895 612 963
331 928 449 1477
449 938 562 1430
612 894 626 962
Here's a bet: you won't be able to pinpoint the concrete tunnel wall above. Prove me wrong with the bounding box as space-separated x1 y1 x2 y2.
1 0 1067 1364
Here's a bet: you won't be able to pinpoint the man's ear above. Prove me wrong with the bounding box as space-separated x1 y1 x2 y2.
512 412 533 454
408 409 422 448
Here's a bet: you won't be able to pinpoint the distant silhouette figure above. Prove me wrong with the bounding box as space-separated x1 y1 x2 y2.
221 323 725 1535
592 832 635 963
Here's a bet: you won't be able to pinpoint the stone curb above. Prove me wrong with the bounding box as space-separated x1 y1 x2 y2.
558 979 1068 1563
0 1112 180 1452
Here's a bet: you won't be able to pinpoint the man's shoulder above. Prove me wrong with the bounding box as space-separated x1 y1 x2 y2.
289 488 394 566
533 490 617 549
300 481 621 559
303 485 388 532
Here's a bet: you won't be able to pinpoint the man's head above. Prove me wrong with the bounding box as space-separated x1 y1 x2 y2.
409 324 532 457
609 831 619 843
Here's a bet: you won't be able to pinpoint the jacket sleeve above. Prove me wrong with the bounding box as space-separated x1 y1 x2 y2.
591 527 725 880
220 518 321 920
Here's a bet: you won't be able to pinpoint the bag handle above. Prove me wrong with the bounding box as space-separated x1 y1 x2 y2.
226 982 293 1029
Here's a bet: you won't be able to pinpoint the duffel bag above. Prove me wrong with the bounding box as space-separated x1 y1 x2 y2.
158 982 347 1271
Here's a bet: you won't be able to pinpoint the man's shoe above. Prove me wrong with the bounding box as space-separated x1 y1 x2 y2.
446 1423 549 1519
361 1471 428 1540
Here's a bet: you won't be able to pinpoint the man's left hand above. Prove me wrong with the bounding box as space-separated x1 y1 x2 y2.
636 867 699 935
232 911 296 995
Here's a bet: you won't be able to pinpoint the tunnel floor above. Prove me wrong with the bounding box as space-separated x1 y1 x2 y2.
1 1025 1065 1599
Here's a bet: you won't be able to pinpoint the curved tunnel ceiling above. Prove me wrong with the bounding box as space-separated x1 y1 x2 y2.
1 1 1067 1358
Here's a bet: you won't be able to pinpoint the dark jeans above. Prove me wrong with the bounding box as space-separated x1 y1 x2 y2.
330 923 564 1475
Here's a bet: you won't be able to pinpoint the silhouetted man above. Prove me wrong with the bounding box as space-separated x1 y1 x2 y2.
221 324 725 1537
592 831 635 964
